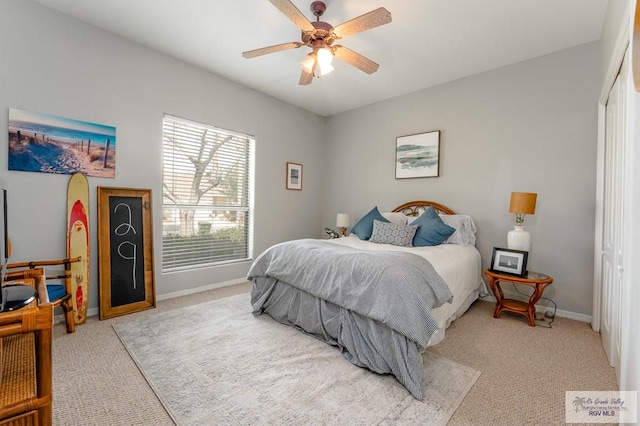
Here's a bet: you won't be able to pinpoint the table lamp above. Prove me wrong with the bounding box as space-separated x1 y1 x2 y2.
336 213 350 237
507 192 537 252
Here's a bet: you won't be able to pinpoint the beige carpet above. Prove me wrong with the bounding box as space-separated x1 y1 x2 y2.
113 293 480 425
51 282 617 425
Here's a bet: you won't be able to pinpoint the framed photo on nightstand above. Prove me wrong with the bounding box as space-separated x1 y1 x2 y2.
490 247 528 277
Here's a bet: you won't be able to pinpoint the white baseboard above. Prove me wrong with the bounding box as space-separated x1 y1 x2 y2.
54 278 248 323
53 307 100 325
156 278 249 301
479 294 592 323
57 279 591 325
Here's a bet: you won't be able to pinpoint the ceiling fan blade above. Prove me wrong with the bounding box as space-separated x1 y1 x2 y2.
333 7 392 39
333 46 379 74
269 0 315 32
299 70 314 85
242 42 303 59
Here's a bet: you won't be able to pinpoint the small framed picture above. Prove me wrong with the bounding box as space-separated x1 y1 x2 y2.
395 130 440 179
286 162 303 190
490 247 528 277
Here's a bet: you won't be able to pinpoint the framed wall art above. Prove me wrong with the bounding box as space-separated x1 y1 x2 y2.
8 108 116 178
286 162 303 190
490 247 529 277
97 186 155 319
395 130 440 179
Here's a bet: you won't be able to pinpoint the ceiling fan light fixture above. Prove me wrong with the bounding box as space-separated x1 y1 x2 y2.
243 1 392 85
316 47 333 67
318 61 334 76
300 53 316 74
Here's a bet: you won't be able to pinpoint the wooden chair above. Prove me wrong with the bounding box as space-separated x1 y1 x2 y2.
0 267 53 426
6 256 81 334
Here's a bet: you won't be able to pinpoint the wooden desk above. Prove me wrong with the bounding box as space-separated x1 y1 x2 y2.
484 268 553 327
0 268 53 426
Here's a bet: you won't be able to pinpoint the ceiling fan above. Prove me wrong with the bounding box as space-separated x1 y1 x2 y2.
242 0 392 85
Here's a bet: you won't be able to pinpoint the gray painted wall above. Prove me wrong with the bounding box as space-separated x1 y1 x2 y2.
1 0 603 318
323 42 601 316
0 0 326 310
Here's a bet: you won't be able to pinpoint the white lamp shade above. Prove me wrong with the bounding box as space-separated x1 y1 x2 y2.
507 225 531 251
317 48 333 67
336 213 350 228
318 62 334 76
301 54 315 74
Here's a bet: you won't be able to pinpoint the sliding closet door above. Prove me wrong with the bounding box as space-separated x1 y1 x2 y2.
601 51 628 383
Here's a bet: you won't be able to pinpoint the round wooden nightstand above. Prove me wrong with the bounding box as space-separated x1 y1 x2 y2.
483 268 553 327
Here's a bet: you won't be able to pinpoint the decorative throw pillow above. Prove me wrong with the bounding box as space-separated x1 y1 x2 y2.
381 211 409 226
369 219 417 247
439 214 477 246
411 207 455 246
350 207 389 240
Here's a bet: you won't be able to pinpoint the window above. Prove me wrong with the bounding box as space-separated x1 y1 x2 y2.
162 115 254 272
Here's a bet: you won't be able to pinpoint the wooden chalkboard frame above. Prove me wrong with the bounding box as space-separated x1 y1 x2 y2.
97 187 155 319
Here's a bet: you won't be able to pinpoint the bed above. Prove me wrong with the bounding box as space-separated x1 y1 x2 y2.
248 201 483 400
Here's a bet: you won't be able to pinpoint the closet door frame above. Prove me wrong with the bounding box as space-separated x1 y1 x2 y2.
593 5 629 335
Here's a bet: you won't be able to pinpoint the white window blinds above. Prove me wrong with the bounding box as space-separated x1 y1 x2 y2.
162 115 254 272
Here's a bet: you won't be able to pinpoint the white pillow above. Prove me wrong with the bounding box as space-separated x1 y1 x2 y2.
381 211 408 226
406 213 423 225
438 214 477 246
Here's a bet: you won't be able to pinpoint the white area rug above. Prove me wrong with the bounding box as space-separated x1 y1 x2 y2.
113 293 480 425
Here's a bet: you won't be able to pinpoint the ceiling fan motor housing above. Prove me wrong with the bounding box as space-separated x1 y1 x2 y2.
302 21 335 45
310 1 326 18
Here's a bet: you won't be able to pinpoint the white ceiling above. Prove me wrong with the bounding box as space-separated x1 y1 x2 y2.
31 0 608 117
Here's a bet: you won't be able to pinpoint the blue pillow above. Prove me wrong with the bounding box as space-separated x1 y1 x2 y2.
411 207 455 246
350 207 390 240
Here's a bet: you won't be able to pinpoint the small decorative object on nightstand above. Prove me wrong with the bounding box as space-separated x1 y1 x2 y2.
324 227 339 239
484 268 553 327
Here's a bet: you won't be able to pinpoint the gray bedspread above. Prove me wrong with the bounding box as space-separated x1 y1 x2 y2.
247 239 453 399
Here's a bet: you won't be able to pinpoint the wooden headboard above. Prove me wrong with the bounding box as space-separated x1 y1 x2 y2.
392 200 456 216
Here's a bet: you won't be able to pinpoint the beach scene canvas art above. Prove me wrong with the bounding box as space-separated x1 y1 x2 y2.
8 108 116 178
395 130 440 179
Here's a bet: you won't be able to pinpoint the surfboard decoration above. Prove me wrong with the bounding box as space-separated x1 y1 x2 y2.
67 173 90 324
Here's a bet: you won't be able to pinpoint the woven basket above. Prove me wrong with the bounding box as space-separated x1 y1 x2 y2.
0 334 36 408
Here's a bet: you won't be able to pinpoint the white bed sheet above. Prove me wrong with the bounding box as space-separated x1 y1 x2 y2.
327 235 485 346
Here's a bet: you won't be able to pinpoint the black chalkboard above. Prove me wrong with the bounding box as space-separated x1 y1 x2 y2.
108 196 146 307
98 187 155 320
